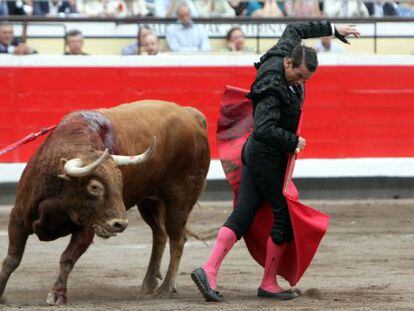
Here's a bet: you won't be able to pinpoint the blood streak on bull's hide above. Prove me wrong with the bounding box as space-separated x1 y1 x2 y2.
80 111 118 154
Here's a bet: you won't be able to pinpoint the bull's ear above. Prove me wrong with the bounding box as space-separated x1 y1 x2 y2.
58 158 71 181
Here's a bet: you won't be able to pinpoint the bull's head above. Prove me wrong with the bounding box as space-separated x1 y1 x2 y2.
58 137 156 238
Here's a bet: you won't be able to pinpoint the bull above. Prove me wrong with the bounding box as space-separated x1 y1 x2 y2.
0 100 210 304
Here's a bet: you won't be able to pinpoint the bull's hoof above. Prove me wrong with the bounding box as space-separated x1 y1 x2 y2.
46 290 67 305
140 279 158 295
154 285 177 298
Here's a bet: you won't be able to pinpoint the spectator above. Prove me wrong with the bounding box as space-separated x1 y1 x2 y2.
78 0 129 17
154 0 198 17
365 1 397 17
34 0 78 16
0 0 8 16
254 0 284 17
323 0 369 17
314 36 345 53
224 27 253 52
141 33 162 55
45 0 62 16
193 0 235 17
165 4 211 52
396 0 414 17
244 0 263 16
33 1 50 15
6 0 34 15
122 25 152 55
63 0 80 15
228 0 249 16
0 21 36 55
285 0 321 17
64 29 88 55
124 0 149 16
145 0 156 15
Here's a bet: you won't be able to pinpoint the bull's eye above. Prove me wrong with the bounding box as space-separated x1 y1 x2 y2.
87 179 105 197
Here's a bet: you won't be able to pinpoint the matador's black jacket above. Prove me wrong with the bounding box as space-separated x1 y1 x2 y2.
225 21 335 244
247 21 333 155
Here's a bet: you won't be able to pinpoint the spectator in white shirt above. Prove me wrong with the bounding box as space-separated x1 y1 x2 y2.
165 4 211 52
193 0 235 17
315 36 345 53
323 0 369 17
154 0 198 17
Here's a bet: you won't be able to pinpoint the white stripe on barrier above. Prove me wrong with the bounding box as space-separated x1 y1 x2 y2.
1 158 414 183
1 54 414 68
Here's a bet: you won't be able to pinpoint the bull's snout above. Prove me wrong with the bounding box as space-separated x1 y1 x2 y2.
106 219 128 233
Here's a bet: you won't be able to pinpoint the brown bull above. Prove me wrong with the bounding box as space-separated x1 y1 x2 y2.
0 100 210 304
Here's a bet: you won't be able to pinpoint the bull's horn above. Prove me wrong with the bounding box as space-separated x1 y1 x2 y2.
111 136 156 166
64 149 110 177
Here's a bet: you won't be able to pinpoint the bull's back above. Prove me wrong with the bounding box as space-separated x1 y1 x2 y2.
102 100 203 132
101 101 206 147
100 100 210 193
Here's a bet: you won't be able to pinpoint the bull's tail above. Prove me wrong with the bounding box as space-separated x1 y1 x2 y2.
184 107 207 130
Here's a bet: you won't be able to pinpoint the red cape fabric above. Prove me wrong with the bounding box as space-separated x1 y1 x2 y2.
217 85 330 286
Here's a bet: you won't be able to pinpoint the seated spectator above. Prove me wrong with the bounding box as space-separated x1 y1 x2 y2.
323 0 369 17
244 0 263 16
229 0 263 17
154 0 198 17
224 27 253 52
364 1 397 17
228 0 249 16
165 4 211 52
141 33 162 55
145 0 156 15
0 21 36 55
32 0 79 16
59 0 80 15
124 0 149 16
6 0 34 15
33 1 50 15
315 36 345 53
285 0 321 17
78 0 129 17
396 0 414 17
0 0 9 16
253 0 284 17
193 0 235 17
122 25 152 55
64 29 88 55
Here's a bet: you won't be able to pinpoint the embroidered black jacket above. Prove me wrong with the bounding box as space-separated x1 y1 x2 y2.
247 21 333 153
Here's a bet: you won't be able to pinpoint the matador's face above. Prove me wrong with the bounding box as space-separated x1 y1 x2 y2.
284 58 314 86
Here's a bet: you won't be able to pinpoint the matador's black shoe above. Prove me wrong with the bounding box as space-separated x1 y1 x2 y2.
257 287 300 300
191 267 222 302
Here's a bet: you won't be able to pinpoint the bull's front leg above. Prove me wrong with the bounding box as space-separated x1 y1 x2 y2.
0 209 29 301
46 228 94 305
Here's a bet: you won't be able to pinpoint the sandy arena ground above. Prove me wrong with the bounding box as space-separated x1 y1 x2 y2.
0 200 413 311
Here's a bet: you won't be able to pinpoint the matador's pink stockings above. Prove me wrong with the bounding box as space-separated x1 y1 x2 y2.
202 226 237 290
260 237 287 293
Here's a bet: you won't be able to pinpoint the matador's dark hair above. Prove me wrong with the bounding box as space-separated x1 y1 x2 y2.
290 45 318 72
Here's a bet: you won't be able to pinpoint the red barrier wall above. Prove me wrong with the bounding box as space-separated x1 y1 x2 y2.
1 65 414 162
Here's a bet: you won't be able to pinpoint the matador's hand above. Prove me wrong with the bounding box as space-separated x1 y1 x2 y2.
335 25 360 44
296 136 306 154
